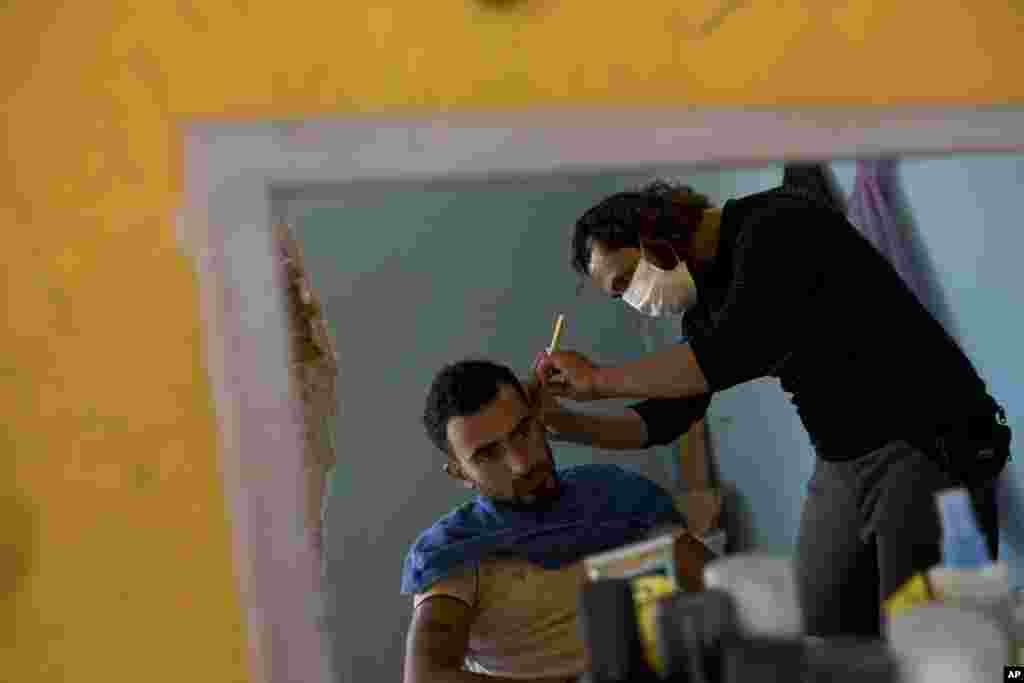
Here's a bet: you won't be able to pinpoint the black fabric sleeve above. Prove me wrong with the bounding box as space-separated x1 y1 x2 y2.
628 393 712 448
689 205 827 393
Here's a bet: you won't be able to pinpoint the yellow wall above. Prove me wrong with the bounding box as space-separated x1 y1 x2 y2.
2 1 1021 681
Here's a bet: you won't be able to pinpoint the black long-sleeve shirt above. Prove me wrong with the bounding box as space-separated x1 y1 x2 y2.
628 187 996 461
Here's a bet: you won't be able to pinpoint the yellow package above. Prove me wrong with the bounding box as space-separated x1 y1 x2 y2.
882 573 935 620
630 574 677 677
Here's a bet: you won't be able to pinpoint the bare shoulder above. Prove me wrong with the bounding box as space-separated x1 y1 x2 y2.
404 595 475 676
412 593 474 633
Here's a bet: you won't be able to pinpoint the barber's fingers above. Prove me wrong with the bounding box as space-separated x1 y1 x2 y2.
535 356 567 393
535 351 566 380
533 350 556 376
538 351 602 402
540 371 571 398
538 351 576 379
545 380 570 400
542 368 569 386
534 351 551 383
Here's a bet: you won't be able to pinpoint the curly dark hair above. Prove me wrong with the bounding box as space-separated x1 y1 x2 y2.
570 180 713 277
423 359 529 455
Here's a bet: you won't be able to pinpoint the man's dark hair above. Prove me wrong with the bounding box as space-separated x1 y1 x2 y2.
570 180 713 277
423 359 528 455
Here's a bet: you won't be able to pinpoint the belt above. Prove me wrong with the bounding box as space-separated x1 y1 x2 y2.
814 407 1010 469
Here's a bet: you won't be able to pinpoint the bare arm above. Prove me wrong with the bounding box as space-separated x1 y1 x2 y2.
680 417 710 490
595 343 710 401
543 407 649 451
531 377 709 454
403 597 578 683
525 374 648 451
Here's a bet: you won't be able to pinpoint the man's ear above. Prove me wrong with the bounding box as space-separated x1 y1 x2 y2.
443 461 475 489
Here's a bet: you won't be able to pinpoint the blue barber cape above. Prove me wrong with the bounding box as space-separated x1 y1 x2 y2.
401 463 685 595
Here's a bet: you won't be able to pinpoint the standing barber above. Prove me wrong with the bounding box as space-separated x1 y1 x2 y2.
533 179 1010 638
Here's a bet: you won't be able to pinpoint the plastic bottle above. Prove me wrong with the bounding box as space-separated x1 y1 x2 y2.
928 562 1014 653
887 604 1009 682
932 487 1017 664
935 488 992 569
702 554 803 638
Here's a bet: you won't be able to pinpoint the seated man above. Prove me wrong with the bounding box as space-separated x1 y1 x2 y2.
401 359 686 683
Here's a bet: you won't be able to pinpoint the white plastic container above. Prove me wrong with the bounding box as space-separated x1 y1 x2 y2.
935 488 992 568
928 561 1016 661
887 604 1009 682
702 554 803 638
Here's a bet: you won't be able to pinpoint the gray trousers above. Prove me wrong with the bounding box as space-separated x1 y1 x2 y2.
794 440 999 638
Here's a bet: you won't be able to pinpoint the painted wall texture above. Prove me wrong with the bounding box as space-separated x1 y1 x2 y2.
3 1 1023 682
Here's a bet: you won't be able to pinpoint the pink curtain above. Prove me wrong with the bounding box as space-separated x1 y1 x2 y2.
846 160 925 302
845 159 956 333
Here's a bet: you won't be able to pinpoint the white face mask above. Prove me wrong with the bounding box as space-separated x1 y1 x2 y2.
621 243 698 318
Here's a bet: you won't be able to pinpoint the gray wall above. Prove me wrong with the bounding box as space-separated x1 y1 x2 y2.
287 173 685 682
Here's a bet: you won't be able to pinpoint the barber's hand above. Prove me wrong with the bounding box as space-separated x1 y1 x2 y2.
524 362 570 439
534 350 603 402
